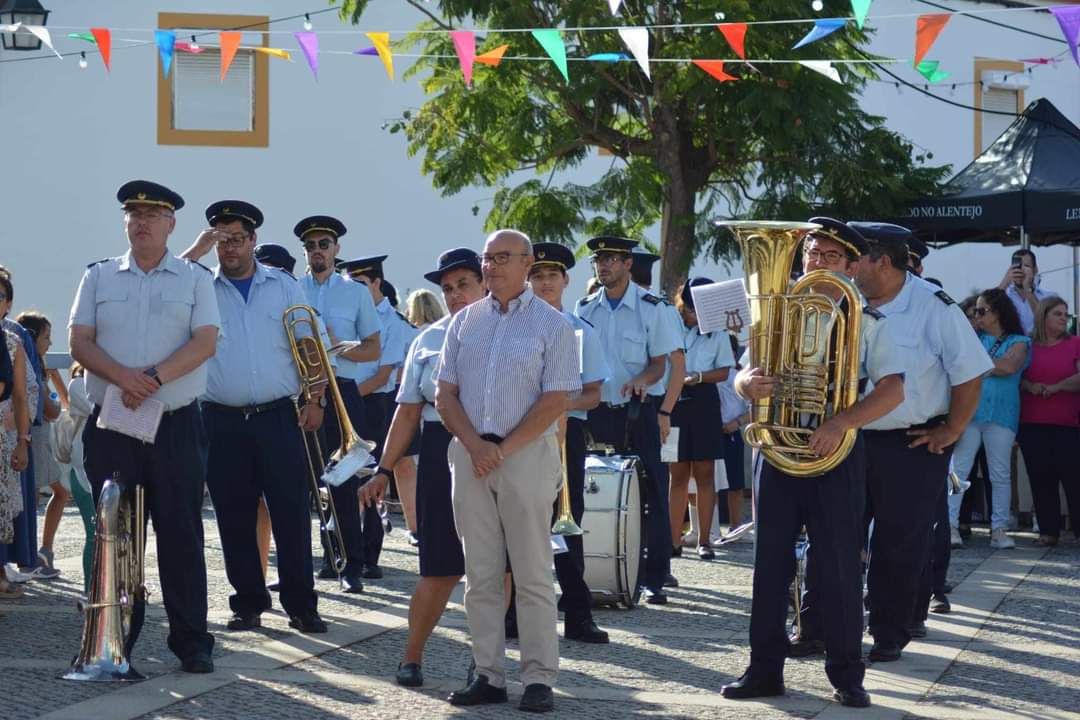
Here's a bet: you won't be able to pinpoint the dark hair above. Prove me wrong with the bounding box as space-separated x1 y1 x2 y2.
629 263 652 287
978 287 1024 337
0 265 12 304
1011 248 1037 270
213 217 256 235
866 241 908 272
959 294 979 314
729 333 742 369
16 311 50 340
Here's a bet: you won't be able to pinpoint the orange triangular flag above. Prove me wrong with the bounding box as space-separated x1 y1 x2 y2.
716 23 747 60
914 14 950 67
90 27 111 71
693 60 737 82
219 31 241 81
475 44 509 67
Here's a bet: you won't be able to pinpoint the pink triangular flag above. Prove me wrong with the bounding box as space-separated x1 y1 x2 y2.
295 31 318 79
450 30 476 87
914 14 950 67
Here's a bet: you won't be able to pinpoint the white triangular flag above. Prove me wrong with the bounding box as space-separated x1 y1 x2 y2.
1 22 21 32
608 0 623 14
25 25 61 58
799 60 841 83
617 27 650 79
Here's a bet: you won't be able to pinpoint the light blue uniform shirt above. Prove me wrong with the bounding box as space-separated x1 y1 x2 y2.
204 262 309 406
355 297 408 392
69 250 220 411
396 314 449 424
575 281 681 406
682 325 736 376
564 311 611 421
649 302 685 398
973 333 1030 432
300 272 380 381
864 275 993 430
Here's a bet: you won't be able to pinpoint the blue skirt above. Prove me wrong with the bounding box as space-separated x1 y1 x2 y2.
416 421 464 577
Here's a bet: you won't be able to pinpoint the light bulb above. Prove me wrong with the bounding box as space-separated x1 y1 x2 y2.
303 13 313 31
79 51 87 69
190 35 199 51
714 11 726 20
895 82 902 95
811 0 824 11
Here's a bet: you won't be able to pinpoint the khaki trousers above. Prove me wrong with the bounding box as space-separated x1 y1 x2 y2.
449 434 560 688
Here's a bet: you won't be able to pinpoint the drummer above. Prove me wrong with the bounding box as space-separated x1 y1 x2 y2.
666 278 735 560
358 248 486 688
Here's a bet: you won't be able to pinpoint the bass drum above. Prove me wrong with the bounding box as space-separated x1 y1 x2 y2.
582 454 645 609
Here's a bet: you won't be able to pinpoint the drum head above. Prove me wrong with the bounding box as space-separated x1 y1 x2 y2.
622 457 644 609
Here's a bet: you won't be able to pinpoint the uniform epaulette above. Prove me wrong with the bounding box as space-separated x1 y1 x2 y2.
934 290 955 306
186 259 212 273
579 292 600 305
395 310 414 327
86 258 109 269
268 266 297 281
863 305 884 320
577 315 594 328
642 292 661 306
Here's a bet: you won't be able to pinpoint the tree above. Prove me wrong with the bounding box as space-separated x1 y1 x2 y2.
339 0 948 293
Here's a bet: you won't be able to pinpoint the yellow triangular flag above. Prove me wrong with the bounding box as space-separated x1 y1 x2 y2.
476 43 509 67
254 47 292 60
366 31 393 79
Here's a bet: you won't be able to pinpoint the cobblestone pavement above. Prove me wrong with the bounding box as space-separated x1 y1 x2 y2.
1 505 1077 719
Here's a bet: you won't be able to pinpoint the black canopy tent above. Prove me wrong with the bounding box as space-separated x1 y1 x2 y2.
899 98 1080 248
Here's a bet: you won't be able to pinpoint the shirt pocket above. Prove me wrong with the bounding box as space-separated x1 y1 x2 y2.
94 285 129 328
271 310 292 350
325 311 355 344
508 337 544 380
621 331 647 367
157 286 194 328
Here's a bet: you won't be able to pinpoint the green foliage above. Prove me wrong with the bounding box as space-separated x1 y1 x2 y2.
338 0 948 273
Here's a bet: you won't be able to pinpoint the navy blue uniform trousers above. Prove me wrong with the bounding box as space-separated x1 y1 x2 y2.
82 402 214 661
751 436 866 692
203 401 317 618
319 378 380 573
586 399 671 593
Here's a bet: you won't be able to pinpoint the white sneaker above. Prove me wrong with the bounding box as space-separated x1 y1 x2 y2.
990 528 1016 549
3 563 32 583
950 526 964 548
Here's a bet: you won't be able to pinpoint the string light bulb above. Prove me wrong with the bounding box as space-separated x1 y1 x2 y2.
78 51 87 69
189 34 199 51
303 13 313 31
714 11 726 20
811 0 824 11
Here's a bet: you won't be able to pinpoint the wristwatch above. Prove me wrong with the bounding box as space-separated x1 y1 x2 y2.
143 367 163 386
18 433 31 445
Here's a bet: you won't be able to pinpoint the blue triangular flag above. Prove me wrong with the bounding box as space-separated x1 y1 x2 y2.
155 30 176 78
586 52 629 62
792 19 846 49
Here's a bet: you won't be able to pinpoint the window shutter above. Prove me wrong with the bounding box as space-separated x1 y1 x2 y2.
980 87 1018 153
172 49 254 132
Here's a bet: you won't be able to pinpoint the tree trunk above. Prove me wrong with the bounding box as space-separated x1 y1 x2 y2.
653 106 701 297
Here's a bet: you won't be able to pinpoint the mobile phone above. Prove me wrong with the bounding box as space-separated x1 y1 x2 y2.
1011 257 1023 270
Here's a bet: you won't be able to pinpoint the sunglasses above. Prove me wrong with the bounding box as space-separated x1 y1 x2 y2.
303 238 335 251
972 308 990 316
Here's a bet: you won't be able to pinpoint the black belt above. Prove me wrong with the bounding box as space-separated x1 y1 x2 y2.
865 414 949 435
480 433 504 444
202 397 294 420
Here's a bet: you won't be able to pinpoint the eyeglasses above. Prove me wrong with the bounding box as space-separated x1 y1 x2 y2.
216 233 251 248
303 238 335 251
972 307 990 316
590 252 625 266
125 209 173 223
803 248 846 264
480 252 529 266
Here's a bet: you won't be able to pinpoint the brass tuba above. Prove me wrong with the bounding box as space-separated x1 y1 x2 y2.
64 474 146 682
720 221 863 477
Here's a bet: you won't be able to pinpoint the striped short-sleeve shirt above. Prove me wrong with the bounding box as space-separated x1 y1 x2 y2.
437 287 581 437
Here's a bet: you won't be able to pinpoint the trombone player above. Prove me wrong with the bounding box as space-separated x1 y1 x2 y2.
722 219 905 708
183 200 329 635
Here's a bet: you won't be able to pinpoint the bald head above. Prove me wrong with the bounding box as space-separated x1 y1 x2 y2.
482 228 533 305
485 228 531 254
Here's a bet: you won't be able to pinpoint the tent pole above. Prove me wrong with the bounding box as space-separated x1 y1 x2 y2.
1020 227 1029 250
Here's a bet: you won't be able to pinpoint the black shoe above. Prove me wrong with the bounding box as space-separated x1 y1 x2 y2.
643 588 668 605
226 613 261 631
519 683 554 713
786 633 825 658
697 545 715 560
833 687 872 708
721 670 785 699
289 611 328 634
396 662 423 687
317 565 339 580
663 573 679 588
448 675 508 706
564 619 609 644
958 526 971 539
907 621 927 639
671 546 682 558
341 575 364 594
930 593 951 614
361 565 384 579
869 642 902 662
181 651 214 674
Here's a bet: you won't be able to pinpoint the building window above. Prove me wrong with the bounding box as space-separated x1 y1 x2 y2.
973 58 1026 157
157 12 269 147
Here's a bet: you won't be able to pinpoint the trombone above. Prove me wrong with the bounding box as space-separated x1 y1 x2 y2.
552 416 583 537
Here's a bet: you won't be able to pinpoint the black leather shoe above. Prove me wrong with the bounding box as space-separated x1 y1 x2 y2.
833 687 872 708
907 621 927 639
226 613 261 631
721 670 785 699
341 575 364 594
361 565 384 579
671 546 682 558
565 619 609 644
181 651 214 674
519 683 555 713
396 662 423 687
289 611 328 634
448 675 508 706
643 588 668 605
317 565 339 580
786 634 825 658
663 573 680 588
697 546 715 560
930 593 951 614
869 642 901 662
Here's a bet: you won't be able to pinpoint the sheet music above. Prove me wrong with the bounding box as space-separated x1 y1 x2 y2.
551 534 569 555
690 279 750 336
96 384 165 443
660 427 680 463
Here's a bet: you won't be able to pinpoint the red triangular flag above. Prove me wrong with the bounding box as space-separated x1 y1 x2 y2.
693 60 737 83
914 14 950 67
716 23 747 60
220 31 241 81
475 44 509 66
90 28 111 71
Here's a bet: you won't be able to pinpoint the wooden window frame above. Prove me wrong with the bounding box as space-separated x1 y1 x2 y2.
972 58 1025 159
157 12 269 148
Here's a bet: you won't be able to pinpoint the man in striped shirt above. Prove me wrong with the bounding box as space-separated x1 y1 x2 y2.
437 229 581 714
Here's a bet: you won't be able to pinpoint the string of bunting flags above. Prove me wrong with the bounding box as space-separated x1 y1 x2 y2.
2 2 1078 85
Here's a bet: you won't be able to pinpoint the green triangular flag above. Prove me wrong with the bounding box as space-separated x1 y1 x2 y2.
68 32 96 43
915 60 950 84
531 28 569 82
851 0 873 29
